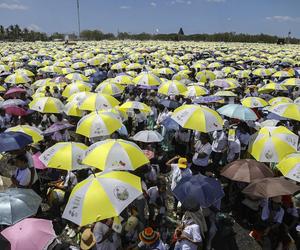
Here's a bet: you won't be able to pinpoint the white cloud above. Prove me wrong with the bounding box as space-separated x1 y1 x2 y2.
150 2 157 7
120 5 131 9
0 2 28 10
27 24 41 32
266 16 300 22
206 0 226 2
171 0 192 5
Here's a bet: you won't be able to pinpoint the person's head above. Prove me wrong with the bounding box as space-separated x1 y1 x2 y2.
14 154 28 169
200 133 210 144
139 227 160 246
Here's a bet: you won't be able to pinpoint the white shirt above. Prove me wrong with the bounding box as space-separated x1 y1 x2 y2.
227 138 241 162
93 222 120 250
170 164 192 190
212 131 227 153
175 224 202 250
192 142 212 167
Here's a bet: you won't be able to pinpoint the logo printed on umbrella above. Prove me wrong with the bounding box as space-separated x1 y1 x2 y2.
265 150 274 160
113 186 129 201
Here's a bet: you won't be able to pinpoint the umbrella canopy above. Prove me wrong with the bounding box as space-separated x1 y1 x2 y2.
5 125 43 143
173 174 224 211
217 104 258 121
76 112 122 138
221 159 274 183
0 99 26 108
43 122 74 136
66 73 88 81
171 104 223 132
78 93 120 111
133 72 161 87
4 87 26 98
119 101 151 113
4 73 31 84
1 218 56 250
83 139 149 171
184 85 209 98
277 152 300 182
39 142 88 171
113 75 134 85
241 97 268 108
258 83 287 93
242 177 300 198
5 106 28 117
158 80 187 96
132 130 164 143
248 126 298 163
0 132 33 152
62 82 91 98
269 97 293 105
214 90 237 97
268 103 300 122
29 97 64 114
282 78 300 86
0 188 42 225
62 171 142 226
63 101 84 117
95 82 124 95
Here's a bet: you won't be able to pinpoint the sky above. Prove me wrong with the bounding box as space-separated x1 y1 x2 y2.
0 0 300 38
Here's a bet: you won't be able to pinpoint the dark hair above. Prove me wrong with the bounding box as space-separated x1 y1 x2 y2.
15 154 28 163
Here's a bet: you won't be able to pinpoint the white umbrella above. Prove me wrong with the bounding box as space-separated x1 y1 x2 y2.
132 130 164 143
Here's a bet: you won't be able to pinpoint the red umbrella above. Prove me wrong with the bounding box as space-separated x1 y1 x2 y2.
5 106 28 116
221 159 274 183
4 87 26 98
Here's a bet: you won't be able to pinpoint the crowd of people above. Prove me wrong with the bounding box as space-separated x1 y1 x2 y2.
0 41 300 250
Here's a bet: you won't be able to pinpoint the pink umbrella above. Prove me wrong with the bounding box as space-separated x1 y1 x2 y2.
32 152 47 170
5 106 28 116
4 87 26 98
1 218 56 250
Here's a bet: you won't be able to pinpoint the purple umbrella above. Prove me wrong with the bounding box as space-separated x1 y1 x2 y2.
43 122 74 136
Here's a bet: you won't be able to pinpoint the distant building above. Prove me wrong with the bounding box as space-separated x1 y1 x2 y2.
178 28 184 36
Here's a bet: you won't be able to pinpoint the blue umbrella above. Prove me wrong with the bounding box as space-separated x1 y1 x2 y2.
159 99 180 109
0 132 33 152
173 174 224 211
217 104 258 121
161 117 180 131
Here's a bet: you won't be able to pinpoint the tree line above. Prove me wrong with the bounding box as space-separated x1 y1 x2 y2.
0 25 299 44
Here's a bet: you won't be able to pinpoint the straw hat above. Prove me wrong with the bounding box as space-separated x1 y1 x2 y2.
178 157 187 169
139 227 159 245
80 228 96 250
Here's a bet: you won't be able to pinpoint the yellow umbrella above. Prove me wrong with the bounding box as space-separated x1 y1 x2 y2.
119 101 151 113
268 103 300 121
95 81 124 95
158 80 187 96
66 73 89 82
39 142 88 171
5 125 43 143
282 78 300 86
195 70 216 82
184 85 209 98
258 82 287 93
133 72 162 87
64 101 84 117
171 104 223 132
62 82 91 98
62 171 142 226
78 93 120 111
112 75 134 85
277 152 300 182
83 139 149 171
76 112 122 138
241 97 268 108
214 91 237 97
4 73 31 84
269 97 293 105
29 97 64 113
248 126 298 163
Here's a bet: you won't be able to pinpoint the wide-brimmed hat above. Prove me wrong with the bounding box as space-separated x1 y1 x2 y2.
80 228 96 250
139 227 159 245
178 157 187 169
